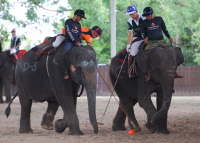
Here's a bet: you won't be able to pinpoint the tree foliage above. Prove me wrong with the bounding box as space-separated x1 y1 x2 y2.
0 0 199 64
0 24 9 46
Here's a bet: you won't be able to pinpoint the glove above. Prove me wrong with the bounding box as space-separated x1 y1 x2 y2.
126 45 131 53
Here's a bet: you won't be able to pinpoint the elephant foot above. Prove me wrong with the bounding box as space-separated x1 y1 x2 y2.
68 129 84 135
41 123 53 130
19 128 33 133
132 127 142 133
41 113 54 130
112 124 126 131
146 122 158 133
54 119 68 133
158 127 170 134
0 99 4 103
20 120 33 133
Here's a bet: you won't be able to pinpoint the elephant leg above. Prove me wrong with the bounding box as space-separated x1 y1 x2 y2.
137 92 158 133
55 84 78 133
121 99 141 132
19 98 33 133
113 97 140 132
128 100 141 132
41 100 59 130
54 88 78 133
112 101 127 131
3 78 11 103
52 83 83 135
0 78 3 103
156 90 170 134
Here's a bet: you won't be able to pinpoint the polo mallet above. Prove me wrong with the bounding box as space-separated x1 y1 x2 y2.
96 53 128 125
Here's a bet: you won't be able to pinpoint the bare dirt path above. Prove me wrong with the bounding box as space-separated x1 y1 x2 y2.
0 96 200 143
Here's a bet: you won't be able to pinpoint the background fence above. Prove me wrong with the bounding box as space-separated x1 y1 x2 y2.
9 65 200 96
95 65 200 95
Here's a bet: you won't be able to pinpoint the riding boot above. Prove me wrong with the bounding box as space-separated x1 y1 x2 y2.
35 44 54 61
128 55 135 78
174 71 183 78
12 54 18 65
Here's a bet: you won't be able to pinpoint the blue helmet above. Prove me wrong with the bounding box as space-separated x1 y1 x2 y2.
126 5 137 15
142 7 154 16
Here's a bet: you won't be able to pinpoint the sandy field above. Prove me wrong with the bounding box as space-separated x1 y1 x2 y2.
0 95 200 143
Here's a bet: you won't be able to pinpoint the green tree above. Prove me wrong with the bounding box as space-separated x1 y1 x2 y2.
0 24 9 46
1 0 199 64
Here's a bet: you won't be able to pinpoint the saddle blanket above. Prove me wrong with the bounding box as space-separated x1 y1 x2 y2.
11 50 26 61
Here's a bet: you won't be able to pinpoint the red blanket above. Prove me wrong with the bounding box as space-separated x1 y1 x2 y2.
11 50 26 61
116 48 128 64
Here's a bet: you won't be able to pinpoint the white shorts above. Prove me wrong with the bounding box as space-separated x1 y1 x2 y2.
10 48 17 54
130 37 144 56
52 30 65 48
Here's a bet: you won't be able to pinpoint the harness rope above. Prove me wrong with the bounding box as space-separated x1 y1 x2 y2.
95 54 136 128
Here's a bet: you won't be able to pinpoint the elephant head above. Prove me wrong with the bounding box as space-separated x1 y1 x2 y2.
53 45 98 133
136 46 184 123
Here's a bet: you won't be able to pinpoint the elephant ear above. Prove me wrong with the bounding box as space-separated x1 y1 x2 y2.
136 49 151 73
52 50 69 74
175 47 184 66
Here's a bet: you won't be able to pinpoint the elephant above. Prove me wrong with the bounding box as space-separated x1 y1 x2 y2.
110 45 184 134
0 50 15 103
11 43 98 135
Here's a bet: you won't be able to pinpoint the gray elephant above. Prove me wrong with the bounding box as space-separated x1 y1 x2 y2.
110 45 184 134
0 50 15 103
9 43 98 135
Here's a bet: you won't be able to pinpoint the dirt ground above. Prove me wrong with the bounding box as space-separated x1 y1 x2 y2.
0 95 200 143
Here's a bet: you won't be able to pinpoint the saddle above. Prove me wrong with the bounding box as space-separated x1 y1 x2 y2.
37 36 56 49
32 36 57 60
116 43 147 77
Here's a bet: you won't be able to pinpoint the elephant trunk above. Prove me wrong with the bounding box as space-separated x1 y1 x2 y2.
85 84 98 134
83 67 98 134
151 72 174 124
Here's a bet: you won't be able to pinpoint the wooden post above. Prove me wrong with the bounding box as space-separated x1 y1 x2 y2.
110 0 116 59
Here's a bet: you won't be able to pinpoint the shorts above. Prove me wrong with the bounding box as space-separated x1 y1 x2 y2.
145 39 168 49
130 37 144 56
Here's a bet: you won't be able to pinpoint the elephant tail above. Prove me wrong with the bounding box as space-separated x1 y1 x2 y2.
5 91 18 118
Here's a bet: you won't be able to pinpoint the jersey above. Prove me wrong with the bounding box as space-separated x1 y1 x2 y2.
65 19 81 43
10 36 21 50
127 14 146 38
82 27 92 44
142 17 170 40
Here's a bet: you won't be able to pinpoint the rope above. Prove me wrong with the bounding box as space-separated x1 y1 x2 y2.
172 41 182 47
